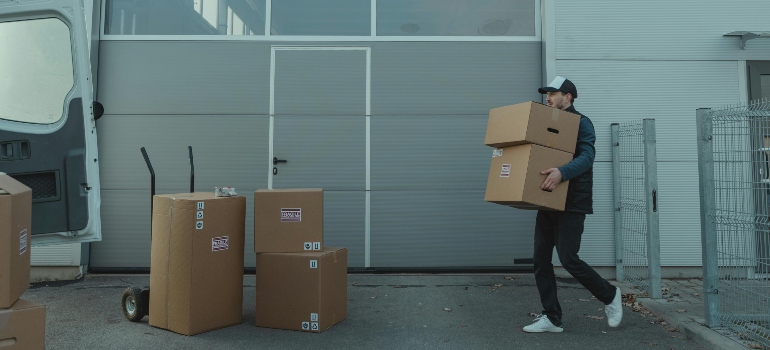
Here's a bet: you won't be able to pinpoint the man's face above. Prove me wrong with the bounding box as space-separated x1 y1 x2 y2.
546 91 571 110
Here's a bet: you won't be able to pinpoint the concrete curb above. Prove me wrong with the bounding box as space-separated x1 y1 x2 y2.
636 297 747 350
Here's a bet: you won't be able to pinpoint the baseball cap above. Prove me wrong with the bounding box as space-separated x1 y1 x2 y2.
538 76 577 99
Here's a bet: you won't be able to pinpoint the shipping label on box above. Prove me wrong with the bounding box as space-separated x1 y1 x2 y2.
484 144 573 211
0 174 32 309
149 192 246 336
254 189 323 253
255 247 347 333
484 101 581 153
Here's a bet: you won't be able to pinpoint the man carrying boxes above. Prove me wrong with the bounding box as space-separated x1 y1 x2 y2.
484 77 622 333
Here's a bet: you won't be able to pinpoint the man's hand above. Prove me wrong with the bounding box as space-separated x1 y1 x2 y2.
540 168 563 191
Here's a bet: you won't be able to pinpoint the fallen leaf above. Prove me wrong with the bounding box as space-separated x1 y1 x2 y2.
676 309 686 313
527 312 538 317
505 276 515 280
748 344 764 349
351 282 358 286
667 327 677 332
443 308 452 312
597 308 603 311
660 322 668 326
370 296 377 299
692 293 700 297
394 285 403 288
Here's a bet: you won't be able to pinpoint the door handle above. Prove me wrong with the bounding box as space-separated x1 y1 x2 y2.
273 157 287 165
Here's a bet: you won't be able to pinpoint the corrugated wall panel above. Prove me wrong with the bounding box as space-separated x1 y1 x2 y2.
576 162 615 266
31 245 78 266
324 191 366 268
97 41 270 115
274 50 366 115
272 116 365 190
371 115 490 191
371 42 542 115
370 191 535 267
555 0 770 60
554 60 740 162
97 115 268 191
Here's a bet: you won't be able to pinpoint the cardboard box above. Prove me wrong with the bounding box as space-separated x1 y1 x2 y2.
254 189 323 253
484 101 581 153
255 247 347 332
484 144 573 211
0 299 45 350
149 192 246 336
0 174 31 309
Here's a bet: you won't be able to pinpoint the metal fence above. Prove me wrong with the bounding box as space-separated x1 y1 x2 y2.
696 100 770 347
611 119 661 299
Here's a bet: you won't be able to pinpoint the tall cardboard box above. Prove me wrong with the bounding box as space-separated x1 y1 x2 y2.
149 193 246 336
255 247 347 332
484 144 573 211
0 174 31 309
484 101 580 153
254 189 323 253
0 299 45 349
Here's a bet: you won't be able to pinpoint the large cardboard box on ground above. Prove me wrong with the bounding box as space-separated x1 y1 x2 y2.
484 144 574 211
254 189 323 253
0 299 45 349
484 101 581 153
0 174 31 309
149 192 246 336
255 247 347 333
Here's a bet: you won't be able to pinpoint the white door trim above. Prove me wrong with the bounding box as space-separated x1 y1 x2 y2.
268 46 372 267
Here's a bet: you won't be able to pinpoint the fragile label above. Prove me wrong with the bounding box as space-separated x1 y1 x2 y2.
301 322 310 331
19 229 27 255
310 260 318 269
492 149 503 157
500 164 511 178
304 242 312 251
281 208 301 222
196 211 204 220
197 202 205 210
212 236 229 252
196 221 204 230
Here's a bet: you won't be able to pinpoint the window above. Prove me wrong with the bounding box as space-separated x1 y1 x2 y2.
377 0 536 36
0 18 73 124
104 0 266 35
270 0 370 36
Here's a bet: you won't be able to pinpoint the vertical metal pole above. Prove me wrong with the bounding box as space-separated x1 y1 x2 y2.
612 123 624 282
696 108 719 327
217 0 228 35
643 119 662 298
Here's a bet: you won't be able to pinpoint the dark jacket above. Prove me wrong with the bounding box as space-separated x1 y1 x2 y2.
556 105 595 214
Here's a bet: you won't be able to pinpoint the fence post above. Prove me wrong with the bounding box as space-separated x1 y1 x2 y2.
611 123 624 282
643 119 662 299
696 108 719 327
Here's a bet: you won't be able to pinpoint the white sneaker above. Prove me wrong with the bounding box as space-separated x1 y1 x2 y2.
523 314 564 333
605 287 623 327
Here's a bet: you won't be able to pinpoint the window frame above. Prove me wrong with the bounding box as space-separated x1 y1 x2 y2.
100 0 541 42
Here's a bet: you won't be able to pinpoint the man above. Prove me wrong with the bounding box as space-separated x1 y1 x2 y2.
522 76 623 333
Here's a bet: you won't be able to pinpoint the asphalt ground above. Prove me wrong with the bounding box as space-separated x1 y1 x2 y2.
22 274 705 349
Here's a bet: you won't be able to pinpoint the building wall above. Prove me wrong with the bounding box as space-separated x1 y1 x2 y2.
549 0 770 266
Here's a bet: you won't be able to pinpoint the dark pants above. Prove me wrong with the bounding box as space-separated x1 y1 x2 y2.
533 210 616 327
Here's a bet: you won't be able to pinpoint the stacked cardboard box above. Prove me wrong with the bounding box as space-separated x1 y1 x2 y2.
0 173 46 349
483 102 581 211
253 189 347 333
148 192 246 336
